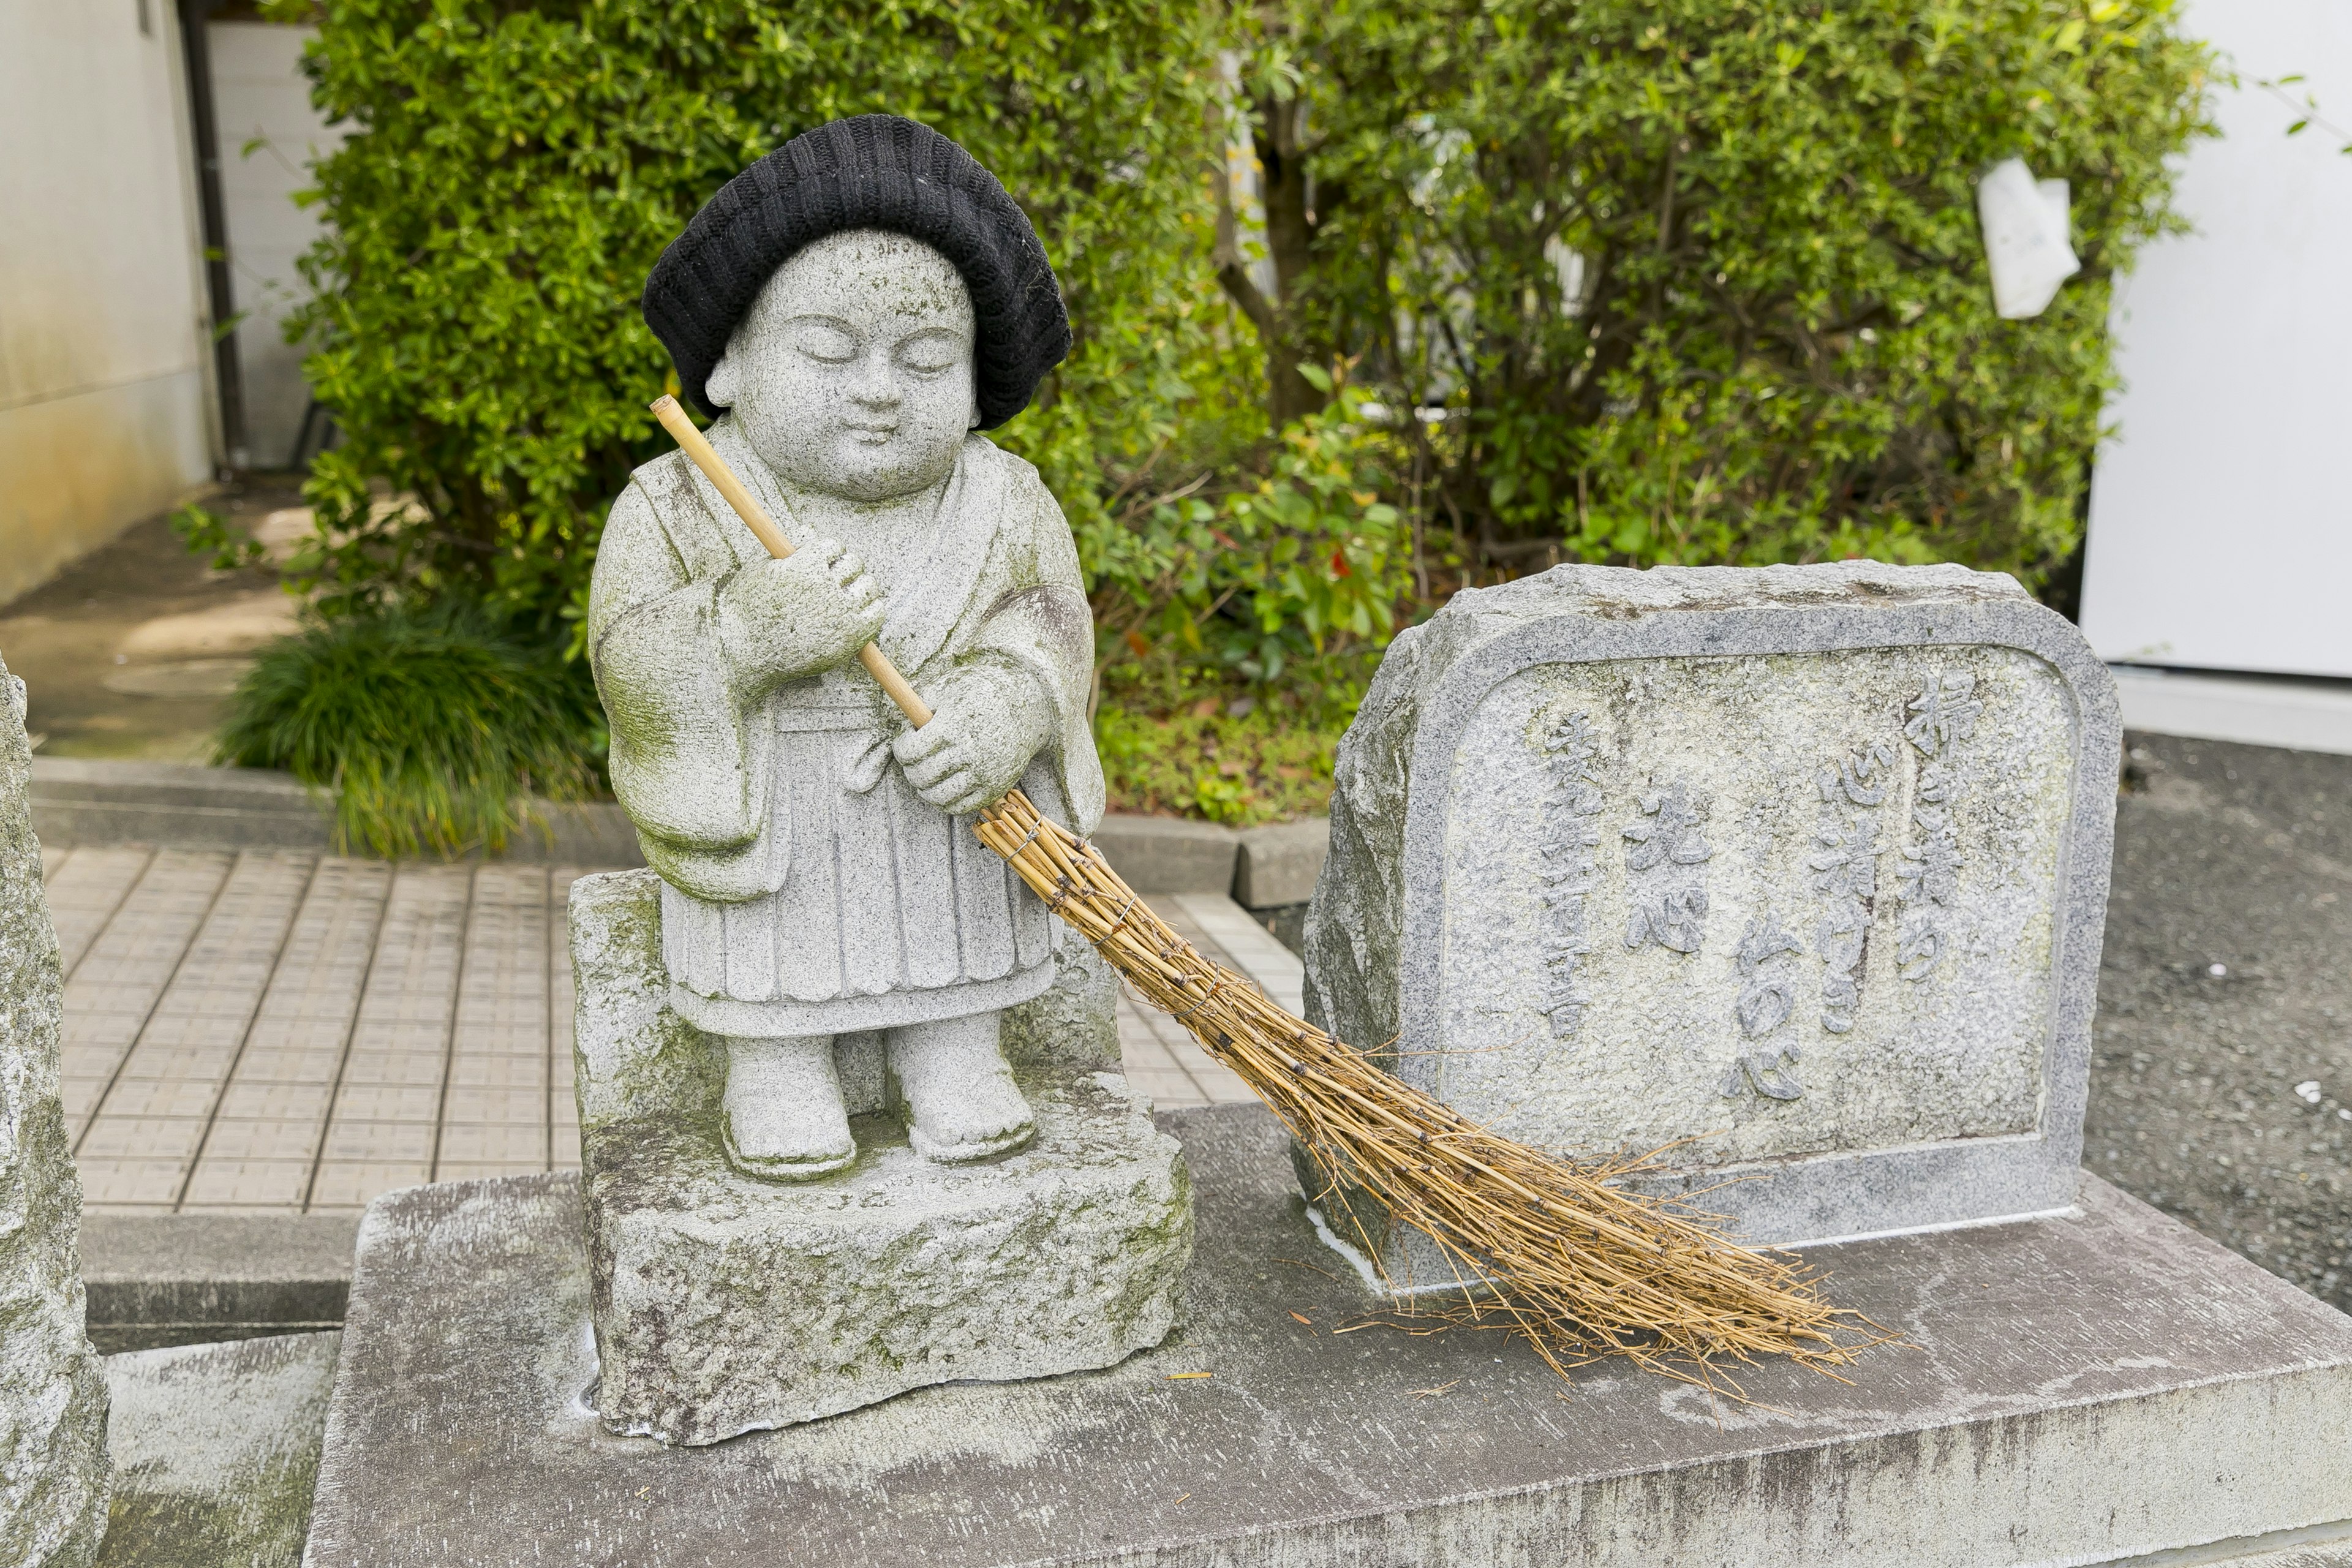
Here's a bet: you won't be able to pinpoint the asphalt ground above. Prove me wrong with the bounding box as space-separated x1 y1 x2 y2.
2089 731 2352 1314
0 475 304 761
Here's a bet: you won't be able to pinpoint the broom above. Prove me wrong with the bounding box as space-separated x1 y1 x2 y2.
649 395 1877 1389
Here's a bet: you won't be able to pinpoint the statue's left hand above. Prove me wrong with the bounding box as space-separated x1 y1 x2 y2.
891 666 1053 815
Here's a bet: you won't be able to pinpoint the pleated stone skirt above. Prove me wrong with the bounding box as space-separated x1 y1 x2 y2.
661 721 1062 1040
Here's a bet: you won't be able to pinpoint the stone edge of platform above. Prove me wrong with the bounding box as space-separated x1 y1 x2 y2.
80 1212 362 1352
29 757 641 865
97 1329 343 1568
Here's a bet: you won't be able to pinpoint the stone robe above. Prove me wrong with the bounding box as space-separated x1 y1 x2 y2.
587 418 1104 1038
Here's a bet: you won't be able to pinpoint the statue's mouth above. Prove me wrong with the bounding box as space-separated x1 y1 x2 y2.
844 422 899 446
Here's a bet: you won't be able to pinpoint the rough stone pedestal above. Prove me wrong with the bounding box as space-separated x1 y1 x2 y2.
299 1106 2352 1567
568 869 1191 1445
1 649 111 1565
1306 561 2121 1285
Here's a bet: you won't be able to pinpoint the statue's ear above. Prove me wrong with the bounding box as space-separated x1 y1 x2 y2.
969 386 982 430
706 351 741 409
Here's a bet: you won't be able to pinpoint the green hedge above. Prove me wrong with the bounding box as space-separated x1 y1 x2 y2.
217 605 601 856
255 0 2209 835
274 0 1231 647
1247 0 2212 583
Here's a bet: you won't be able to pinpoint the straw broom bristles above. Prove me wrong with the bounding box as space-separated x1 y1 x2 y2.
972 790 1880 1389
647 395 1882 1392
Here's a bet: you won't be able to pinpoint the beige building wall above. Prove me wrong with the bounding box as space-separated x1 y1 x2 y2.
0 0 218 607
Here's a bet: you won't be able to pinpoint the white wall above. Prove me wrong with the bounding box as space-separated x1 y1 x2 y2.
2082 0 2352 679
0 0 217 606
208 20 342 470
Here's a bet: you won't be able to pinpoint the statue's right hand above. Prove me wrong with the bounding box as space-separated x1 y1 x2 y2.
718 540 888 685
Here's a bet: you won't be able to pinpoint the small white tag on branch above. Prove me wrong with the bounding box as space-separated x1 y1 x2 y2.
1977 157 2080 320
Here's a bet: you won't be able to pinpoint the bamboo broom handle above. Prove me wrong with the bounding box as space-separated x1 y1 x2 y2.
649 394 934 728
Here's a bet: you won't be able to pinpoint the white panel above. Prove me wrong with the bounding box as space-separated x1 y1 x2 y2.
2112 667 2352 756
2082 0 2352 679
207 21 345 469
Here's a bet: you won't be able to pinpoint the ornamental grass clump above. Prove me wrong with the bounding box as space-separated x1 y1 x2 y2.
218 607 602 859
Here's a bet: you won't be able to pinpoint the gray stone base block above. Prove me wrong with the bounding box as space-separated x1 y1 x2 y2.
99 1330 339 1568
590 1078 1193 1446
568 867 1191 1446
301 1106 2352 1567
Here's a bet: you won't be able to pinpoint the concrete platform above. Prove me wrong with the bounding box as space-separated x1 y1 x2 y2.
99 1330 340 1568
302 1105 2352 1568
2112 666 2352 758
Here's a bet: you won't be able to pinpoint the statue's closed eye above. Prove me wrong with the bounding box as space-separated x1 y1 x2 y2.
895 329 967 375
791 320 859 364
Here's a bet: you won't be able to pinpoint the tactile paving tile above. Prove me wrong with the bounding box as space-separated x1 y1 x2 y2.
437 865 551 1180
77 851 315 1206
42 843 1291 1212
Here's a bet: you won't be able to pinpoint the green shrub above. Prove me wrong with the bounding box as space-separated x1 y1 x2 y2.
1095 699 1341 824
217 606 603 858
270 0 1416 770
1221 0 2213 586
1088 380 1410 695
270 0 1235 647
258 0 2214 832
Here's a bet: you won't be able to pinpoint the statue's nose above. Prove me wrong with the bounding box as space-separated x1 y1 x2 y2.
848 355 903 407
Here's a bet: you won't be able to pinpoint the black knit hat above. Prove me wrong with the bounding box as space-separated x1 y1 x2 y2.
643 115 1070 429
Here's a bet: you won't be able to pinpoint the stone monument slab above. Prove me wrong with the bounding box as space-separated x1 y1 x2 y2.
1 649 110 1566
298 1107 2352 1567
1305 562 2119 1270
570 869 1191 1445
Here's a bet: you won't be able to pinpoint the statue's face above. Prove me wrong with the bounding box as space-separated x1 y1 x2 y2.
708 230 979 503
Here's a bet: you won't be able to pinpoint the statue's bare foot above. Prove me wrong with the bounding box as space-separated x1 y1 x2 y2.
889 1014 1035 1163
721 1035 856 1180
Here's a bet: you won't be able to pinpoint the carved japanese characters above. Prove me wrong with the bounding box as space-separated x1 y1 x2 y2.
1308 561 2117 1250
1536 713 1605 1039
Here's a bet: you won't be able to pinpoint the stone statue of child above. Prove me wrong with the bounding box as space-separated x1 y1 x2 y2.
587 116 1102 1180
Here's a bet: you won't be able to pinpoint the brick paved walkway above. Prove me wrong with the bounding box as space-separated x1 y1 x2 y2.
40 846 1267 1215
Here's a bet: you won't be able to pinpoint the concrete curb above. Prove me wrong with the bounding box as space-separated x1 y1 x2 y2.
1087 813 1239 895
1232 819 1328 907
1089 815 1329 906
2112 666 2352 758
81 1213 360 1352
31 758 328 850
31 758 1333 903
30 758 639 865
